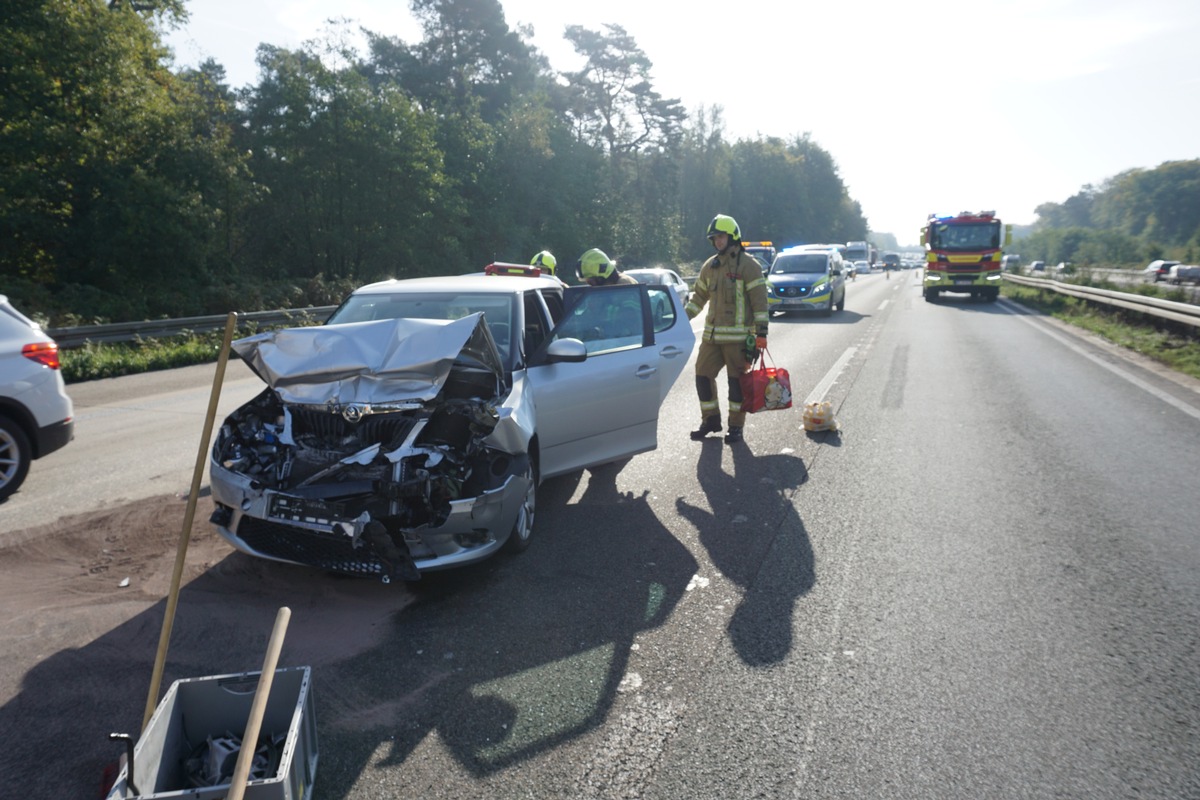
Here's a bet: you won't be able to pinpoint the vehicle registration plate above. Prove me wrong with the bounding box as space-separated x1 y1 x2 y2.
953 278 974 285
269 495 345 526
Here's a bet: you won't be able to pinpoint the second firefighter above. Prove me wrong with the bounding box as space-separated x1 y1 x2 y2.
684 214 770 445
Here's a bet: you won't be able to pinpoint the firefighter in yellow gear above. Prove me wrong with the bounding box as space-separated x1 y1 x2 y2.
531 250 568 286
685 214 770 444
576 248 638 286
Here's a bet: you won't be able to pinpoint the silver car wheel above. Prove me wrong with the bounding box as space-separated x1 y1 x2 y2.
503 461 537 553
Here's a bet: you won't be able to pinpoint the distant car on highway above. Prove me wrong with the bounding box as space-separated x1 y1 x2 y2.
1167 264 1200 285
1029 260 1047 273
766 246 847 316
0 296 74 500
624 267 690 306
853 260 871 275
1144 259 1181 282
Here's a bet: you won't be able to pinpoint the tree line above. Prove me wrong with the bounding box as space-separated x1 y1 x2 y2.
1 0 868 325
1015 159 1200 268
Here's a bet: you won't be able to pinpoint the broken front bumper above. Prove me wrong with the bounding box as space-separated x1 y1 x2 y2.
209 461 529 581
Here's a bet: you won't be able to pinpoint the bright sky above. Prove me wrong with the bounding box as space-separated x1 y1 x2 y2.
164 0 1200 246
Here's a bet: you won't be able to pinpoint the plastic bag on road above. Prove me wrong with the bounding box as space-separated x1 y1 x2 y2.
802 401 839 432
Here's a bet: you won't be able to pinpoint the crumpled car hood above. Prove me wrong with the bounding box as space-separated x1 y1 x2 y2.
232 313 504 406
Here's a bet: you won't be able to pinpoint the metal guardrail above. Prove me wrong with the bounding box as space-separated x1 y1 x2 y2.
45 271 1197 348
1003 274 1200 328
48 306 337 349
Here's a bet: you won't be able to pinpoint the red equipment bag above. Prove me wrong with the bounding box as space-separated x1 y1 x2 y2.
740 349 793 413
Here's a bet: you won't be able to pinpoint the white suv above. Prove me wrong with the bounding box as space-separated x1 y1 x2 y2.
0 296 74 500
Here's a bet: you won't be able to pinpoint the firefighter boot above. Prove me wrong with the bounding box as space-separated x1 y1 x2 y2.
690 416 722 440
724 426 744 445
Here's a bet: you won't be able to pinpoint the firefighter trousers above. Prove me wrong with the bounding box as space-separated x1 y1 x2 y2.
695 340 750 428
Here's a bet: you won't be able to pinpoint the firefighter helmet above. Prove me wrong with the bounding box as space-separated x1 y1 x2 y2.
530 250 557 274
706 214 741 243
578 248 615 281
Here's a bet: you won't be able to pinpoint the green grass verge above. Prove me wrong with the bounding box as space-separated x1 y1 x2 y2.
62 331 231 383
1001 284 1200 381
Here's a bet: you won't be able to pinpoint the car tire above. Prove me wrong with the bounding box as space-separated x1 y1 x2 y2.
0 415 32 501
503 457 537 554
924 289 937 302
835 292 845 312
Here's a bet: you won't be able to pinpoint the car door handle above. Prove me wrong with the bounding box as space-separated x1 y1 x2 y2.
659 345 685 358
635 365 657 379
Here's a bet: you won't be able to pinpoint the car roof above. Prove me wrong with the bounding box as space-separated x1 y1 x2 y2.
625 267 679 275
780 245 836 255
348 273 564 295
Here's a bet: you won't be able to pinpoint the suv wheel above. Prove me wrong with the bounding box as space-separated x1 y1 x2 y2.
0 415 32 501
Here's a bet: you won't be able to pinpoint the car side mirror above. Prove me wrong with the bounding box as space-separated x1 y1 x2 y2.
545 338 587 363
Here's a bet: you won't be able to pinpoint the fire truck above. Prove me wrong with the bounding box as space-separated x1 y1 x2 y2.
920 211 1013 302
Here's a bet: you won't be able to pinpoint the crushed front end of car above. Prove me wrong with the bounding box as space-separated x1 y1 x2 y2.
209 314 533 583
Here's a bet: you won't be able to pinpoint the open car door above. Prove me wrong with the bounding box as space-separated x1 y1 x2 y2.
525 283 693 480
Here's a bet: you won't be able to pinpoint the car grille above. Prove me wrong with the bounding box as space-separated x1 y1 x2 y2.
238 516 385 577
289 407 417 446
780 286 809 297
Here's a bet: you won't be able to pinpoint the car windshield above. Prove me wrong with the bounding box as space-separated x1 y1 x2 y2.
327 291 517 366
772 253 830 274
930 222 1000 251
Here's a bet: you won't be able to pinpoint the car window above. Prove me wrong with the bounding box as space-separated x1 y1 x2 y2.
647 286 678 334
327 291 517 365
521 291 551 359
554 286 646 354
773 254 830 274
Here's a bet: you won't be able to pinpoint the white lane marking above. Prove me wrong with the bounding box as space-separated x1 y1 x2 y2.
1005 305 1200 422
804 347 857 406
877 300 890 311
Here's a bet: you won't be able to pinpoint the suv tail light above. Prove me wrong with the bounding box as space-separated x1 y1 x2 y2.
22 342 61 369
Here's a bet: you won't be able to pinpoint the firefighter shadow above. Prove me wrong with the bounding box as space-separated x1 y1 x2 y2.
310 459 700 791
675 440 814 667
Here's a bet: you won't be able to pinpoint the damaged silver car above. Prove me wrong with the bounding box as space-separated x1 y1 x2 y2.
209 272 694 582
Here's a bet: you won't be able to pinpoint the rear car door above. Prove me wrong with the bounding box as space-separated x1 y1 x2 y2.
525 284 693 479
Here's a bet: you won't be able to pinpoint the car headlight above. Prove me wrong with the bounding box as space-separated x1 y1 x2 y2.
986 273 1001 281
810 282 829 295
925 273 942 282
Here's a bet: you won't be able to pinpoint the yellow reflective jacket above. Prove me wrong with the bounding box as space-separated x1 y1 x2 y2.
685 248 769 342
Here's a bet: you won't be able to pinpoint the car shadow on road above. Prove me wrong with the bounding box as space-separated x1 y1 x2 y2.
0 466 698 797
675 441 814 667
